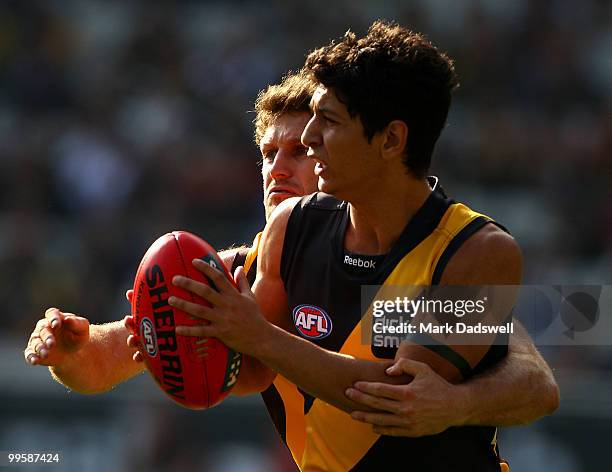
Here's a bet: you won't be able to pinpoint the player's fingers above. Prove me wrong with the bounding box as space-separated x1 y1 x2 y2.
192 259 236 294
124 315 135 331
172 275 225 307
168 296 217 322
175 324 216 338
37 325 56 349
27 320 46 346
62 315 89 335
44 307 64 329
234 266 252 294
126 289 134 303
386 357 431 377
24 346 40 365
350 411 405 427
345 387 402 413
351 381 407 401
25 318 55 364
127 334 140 349
28 337 48 358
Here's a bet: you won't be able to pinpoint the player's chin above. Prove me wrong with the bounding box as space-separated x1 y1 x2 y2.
264 197 282 219
317 178 335 195
267 192 294 209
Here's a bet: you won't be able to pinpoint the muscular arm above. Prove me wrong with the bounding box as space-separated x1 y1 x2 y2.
26 248 262 395
395 223 559 424
256 225 530 421
172 199 409 411
171 207 527 416
347 225 558 435
348 321 559 436
49 320 144 394
454 321 559 426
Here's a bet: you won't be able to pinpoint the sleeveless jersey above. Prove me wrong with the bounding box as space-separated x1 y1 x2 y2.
277 184 507 472
231 183 508 471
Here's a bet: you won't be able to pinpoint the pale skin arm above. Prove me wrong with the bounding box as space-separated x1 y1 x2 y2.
346 321 560 436
24 308 143 394
24 248 261 394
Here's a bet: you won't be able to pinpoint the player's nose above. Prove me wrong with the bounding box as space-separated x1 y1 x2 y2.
269 149 292 179
301 115 321 151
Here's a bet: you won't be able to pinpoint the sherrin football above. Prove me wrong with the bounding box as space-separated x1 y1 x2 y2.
131 231 242 409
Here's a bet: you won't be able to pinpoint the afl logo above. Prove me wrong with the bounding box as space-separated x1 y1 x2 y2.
140 318 158 357
293 305 333 340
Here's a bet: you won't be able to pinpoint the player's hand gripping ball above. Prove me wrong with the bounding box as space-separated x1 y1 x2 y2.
131 231 241 409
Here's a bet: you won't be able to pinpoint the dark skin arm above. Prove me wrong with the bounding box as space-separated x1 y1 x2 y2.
346 225 558 436
347 321 559 436
170 202 519 413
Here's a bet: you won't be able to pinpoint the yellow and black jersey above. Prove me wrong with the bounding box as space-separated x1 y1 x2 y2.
231 181 508 471
278 182 507 472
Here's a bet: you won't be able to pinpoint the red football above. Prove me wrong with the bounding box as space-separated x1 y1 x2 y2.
131 231 242 409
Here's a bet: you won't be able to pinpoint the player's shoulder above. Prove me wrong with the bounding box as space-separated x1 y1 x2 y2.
267 192 343 230
266 196 302 232
440 223 523 285
305 192 345 211
260 197 302 264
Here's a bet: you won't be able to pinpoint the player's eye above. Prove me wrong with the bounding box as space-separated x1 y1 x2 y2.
262 148 277 162
295 145 308 157
322 114 338 125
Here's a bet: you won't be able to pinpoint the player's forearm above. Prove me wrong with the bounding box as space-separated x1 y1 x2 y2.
253 323 408 413
453 348 559 427
50 322 144 393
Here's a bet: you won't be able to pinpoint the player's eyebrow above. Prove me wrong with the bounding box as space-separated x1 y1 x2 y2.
312 103 343 121
318 106 339 116
310 90 344 119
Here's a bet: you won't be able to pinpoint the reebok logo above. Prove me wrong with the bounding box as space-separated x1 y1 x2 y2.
344 254 377 269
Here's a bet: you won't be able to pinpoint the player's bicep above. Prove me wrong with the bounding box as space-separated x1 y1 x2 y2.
398 225 522 383
252 197 299 332
252 275 291 332
395 342 466 383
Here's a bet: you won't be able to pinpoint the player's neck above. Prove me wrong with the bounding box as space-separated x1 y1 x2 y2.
344 176 431 255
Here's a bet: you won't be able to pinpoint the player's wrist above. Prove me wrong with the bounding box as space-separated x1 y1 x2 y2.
248 321 284 363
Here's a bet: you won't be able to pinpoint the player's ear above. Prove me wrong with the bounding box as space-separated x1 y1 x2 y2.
380 120 408 162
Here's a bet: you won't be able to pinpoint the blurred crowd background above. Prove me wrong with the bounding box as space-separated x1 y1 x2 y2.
1 0 610 471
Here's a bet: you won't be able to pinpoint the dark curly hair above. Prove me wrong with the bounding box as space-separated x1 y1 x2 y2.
304 20 459 177
253 70 316 146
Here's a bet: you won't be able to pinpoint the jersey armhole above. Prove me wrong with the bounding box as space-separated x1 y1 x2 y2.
431 216 492 285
